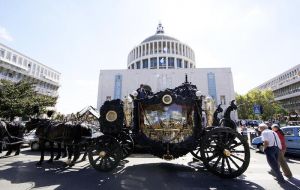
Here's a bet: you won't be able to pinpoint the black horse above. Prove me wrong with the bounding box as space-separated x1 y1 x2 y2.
219 100 238 130
25 119 92 166
0 120 25 156
212 104 223 126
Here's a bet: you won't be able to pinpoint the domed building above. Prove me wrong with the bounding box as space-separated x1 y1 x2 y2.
97 23 235 115
127 23 195 70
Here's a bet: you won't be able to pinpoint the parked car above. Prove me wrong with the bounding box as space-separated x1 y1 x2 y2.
251 126 300 155
281 126 300 155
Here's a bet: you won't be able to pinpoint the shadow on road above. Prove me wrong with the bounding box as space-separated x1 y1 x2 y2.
0 158 269 190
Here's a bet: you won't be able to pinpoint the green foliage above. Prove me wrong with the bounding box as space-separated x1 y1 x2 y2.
0 79 57 120
236 89 287 120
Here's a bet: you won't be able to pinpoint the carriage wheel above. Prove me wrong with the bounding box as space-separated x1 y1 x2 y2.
116 131 134 159
88 135 122 171
200 127 250 178
190 142 202 161
219 119 237 131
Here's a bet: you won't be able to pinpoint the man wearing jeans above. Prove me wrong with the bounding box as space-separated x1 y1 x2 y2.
259 123 285 183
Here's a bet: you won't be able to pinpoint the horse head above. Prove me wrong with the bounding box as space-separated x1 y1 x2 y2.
230 100 237 110
216 104 223 113
25 118 42 132
80 124 92 137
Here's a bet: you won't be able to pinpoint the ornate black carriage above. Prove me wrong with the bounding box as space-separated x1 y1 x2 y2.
88 79 250 178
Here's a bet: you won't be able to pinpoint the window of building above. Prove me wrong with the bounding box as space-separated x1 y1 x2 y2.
177 58 182 68
142 59 148 69
168 57 174 69
12 55 17 63
0 48 5 58
159 57 166 69
6 51 11 60
220 95 226 105
136 61 141 69
207 72 217 103
150 57 157 69
23 59 27 67
8 72 13 78
37 65 40 75
184 61 188 68
131 64 135 69
190 63 193 68
18 57 23 65
114 74 122 99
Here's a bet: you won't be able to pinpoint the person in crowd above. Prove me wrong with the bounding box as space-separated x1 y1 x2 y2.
271 124 293 178
259 123 285 183
240 120 248 140
137 84 146 99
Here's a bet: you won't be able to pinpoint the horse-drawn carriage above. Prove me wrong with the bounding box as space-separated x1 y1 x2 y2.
88 78 250 178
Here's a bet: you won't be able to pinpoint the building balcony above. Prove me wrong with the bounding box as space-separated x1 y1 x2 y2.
275 91 300 101
272 77 300 91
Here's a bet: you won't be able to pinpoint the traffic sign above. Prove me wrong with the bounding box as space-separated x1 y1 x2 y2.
253 104 261 115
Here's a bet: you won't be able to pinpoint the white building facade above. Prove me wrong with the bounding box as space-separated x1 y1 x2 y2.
97 24 235 113
257 64 300 113
0 43 60 97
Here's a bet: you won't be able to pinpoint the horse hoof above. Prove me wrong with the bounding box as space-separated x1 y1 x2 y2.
69 163 75 167
14 152 20 156
36 162 42 166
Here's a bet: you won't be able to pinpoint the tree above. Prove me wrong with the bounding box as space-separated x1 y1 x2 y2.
236 89 287 120
0 79 57 120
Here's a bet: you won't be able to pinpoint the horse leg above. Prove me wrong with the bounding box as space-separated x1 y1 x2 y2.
81 144 87 161
62 144 67 158
70 145 80 166
14 143 21 156
47 142 54 163
54 143 61 160
5 144 12 156
65 145 73 166
37 140 45 166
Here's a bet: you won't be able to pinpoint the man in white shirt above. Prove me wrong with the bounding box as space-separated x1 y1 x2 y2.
259 123 285 183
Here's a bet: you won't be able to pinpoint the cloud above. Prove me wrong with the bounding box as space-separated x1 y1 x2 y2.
0 26 13 41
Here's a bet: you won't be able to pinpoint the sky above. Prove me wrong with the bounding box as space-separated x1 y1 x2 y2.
0 0 299 114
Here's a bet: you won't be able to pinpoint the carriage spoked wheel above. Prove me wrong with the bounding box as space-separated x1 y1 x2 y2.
200 127 250 178
219 119 237 131
88 135 122 172
116 131 134 159
190 142 202 161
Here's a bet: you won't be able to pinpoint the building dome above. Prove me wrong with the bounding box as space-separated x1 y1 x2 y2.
127 23 195 70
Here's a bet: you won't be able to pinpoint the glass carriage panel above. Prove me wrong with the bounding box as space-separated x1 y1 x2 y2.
140 103 194 144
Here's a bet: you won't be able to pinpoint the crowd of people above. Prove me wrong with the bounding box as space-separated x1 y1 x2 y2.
259 123 293 183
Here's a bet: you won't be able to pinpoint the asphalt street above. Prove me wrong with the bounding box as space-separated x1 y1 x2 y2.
0 146 299 190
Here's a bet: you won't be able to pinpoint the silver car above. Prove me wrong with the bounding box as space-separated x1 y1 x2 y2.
251 126 300 155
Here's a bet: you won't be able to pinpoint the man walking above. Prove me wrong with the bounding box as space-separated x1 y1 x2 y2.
259 123 285 183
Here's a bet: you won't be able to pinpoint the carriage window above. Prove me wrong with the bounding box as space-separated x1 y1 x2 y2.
282 128 294 136
140 103 194 143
